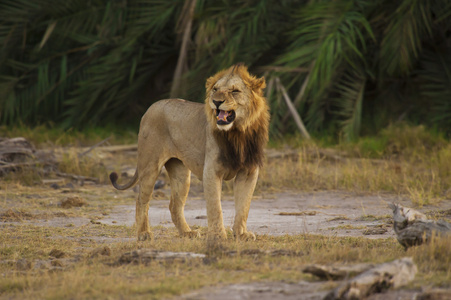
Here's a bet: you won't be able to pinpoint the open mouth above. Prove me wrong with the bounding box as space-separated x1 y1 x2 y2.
215 109 236 125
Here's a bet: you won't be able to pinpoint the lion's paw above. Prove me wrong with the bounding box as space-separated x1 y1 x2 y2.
181 230 201 238
235 231 256 241
137 231 153 241
207 230 227 241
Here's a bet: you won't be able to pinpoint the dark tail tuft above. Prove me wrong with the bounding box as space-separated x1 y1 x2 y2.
109 172 118 184
109 169 138 190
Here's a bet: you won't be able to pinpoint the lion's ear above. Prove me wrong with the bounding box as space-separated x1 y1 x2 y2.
252 76 266 92
206 76 216 91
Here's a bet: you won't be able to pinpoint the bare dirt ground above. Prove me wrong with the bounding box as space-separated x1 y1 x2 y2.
3 185 421 239
7 180 451 240
3 181 451 300
2 144 451 299
103 189 405 239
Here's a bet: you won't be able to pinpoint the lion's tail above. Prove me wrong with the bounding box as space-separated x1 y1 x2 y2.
109 169 138 190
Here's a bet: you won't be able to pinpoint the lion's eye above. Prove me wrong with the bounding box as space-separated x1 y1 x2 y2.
232 90 240 93
212 87 217 92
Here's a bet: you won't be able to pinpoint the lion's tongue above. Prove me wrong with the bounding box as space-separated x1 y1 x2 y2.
217 110 229 121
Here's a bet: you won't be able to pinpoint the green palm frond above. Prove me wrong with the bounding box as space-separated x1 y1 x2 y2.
1 0 451 137
183 0 295 101
0 0 185 127
277 0 373 89
419 48 451 130
333 71 366 141
379 0 433 76
275 0 373 131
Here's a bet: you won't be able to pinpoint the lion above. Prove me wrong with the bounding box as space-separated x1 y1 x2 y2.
109 64 270 241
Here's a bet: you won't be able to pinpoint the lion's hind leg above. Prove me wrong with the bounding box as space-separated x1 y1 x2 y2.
136 166 160 241
165 158 200 238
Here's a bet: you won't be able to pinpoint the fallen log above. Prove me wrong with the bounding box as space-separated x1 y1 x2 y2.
390 203 451 249
325 257 417 300
95 144 137 153
0 137 35 163
55 171 99 184
303 263 374 280
118 249 205 265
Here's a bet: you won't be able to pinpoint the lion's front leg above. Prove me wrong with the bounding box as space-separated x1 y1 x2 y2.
203 167 227 241
233 168 259 241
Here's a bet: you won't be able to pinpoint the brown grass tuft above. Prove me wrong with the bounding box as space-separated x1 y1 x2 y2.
60 197 87 208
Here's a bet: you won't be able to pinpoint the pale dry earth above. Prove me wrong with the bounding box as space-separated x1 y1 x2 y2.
102 189 406 239
2 152 451 300
4 184 435 239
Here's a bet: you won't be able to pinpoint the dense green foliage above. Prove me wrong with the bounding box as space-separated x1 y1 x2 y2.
1 0 450 139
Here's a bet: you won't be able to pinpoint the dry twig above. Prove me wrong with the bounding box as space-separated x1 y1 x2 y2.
275 77 311 139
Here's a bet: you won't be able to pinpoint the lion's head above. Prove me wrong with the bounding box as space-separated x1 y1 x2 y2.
205 64 270 170
205 64 269 133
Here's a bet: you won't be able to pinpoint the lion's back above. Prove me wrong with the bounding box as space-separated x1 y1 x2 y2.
138 99 208 177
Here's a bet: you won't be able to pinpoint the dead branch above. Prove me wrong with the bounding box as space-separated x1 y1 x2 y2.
303 263 374 280
293 67 312 107
55 171 99 183
119 249 205 265
78 136 111 158
265 149 300 161
265 77 275 100
275 77 311 139
282 68 311 124
0 137 35 163
170 0 197 98
0 162 41 170
95 144 137 153
325 258 418 300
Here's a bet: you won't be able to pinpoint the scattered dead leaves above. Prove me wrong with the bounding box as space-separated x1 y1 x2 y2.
60 196 87 208
277 211 318 216
0 209 34 221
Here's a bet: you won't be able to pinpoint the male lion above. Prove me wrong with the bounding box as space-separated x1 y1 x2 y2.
110 64 270 241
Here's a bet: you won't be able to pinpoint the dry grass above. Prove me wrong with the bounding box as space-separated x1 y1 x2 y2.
259 125 451 206
1 124 451 298
1 221 450 299
259 150 451 206
3 123 451 206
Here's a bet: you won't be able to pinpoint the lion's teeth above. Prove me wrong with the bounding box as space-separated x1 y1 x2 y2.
217 110 229 121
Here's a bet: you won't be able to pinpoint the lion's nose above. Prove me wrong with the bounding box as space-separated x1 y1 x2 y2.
213 100 224 109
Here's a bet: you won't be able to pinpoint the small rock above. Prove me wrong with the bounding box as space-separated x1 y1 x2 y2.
64 182 75 189
363 227 388 235
419 289 451 300
50 183 60 189
154 180 165 190
390 203 451 249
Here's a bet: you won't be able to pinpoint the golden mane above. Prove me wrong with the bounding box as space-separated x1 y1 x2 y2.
205 64 270 171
